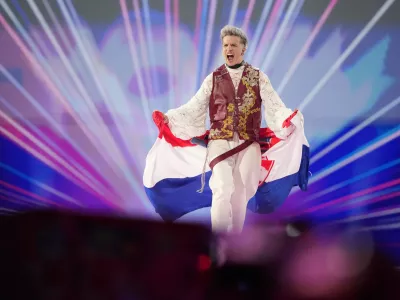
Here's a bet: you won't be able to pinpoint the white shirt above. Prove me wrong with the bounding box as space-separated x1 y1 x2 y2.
166 65 295 140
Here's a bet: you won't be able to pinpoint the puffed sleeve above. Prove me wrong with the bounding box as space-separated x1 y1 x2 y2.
165 74 212 140
259 71 302 139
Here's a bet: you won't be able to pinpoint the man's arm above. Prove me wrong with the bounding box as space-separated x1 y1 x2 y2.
163 74 212 140
259 71 302 139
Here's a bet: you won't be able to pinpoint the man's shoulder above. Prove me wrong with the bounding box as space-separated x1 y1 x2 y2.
246 63 261 72
201 73 213 86
203 65 227 79
245 64 269 81
212 64 226 73
247 64 268 78
247 63 259 69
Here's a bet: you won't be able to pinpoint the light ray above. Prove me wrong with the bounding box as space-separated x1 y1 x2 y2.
43 0 73 50
241 0 256 35
193 0 202 46
334 206 400 224
66 0 144 151
0 2 94 132
0 96 116 199
0 68 123 201
0 204 18 212
0 6 129 183
254 0 287 67
246 0 274 59
132 0 154 105
173 0 180 102
0 119 117 206
322 190 400 216
227 0 240 26
307 125 400 185
0 188 47 208
260 0 304 72
11 0 68 63
29 29 66 70
0 162 82 207
298 0 396 110
10 0 30 26
0 180 64 207
164 0 175 107
195 0 209 88
142 0 161 95
277 0 338 93
119 0 153 131
311 96 400 164
0 3 82 113
0 196 23 213
339 188 400 210
361 222 400 231
27 0 132 177
193 0 205 89
276 0 305 45
304 179 400 213
304 158 400 202
58 0 145 197
200 0 217 80
25 0 104 126
2 2 149 205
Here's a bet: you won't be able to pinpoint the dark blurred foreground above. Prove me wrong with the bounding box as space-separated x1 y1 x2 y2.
0 210 399 300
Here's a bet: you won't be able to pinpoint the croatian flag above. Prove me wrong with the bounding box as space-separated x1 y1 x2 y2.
143 111 310 222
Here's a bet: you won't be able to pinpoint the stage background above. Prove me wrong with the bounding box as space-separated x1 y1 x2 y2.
0 0 399 264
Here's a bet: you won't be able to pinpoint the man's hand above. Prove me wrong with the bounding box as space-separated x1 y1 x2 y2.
163 113 169 124
153 110 169 124
282 109 298 128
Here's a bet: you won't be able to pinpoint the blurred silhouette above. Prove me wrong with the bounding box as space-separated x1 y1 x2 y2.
1 210 399 300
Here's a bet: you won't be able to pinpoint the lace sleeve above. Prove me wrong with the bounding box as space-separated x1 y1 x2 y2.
165 74 212 139
260 71 295 139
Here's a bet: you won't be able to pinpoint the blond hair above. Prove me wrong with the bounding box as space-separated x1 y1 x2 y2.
220 25 248 48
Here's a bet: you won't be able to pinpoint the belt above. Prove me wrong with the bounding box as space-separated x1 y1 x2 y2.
209 140 253 170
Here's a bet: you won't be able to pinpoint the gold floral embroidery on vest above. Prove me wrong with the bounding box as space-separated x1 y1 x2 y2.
239 90 254 112
244 67 259 87
209 103 234 139
238 67 261 139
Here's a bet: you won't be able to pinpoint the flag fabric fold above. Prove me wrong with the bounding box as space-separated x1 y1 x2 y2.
143 111 310 222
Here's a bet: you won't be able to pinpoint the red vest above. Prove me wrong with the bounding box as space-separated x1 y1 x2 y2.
208 63 262 141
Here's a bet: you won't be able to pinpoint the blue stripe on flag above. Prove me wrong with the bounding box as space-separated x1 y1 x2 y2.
145 145 310 222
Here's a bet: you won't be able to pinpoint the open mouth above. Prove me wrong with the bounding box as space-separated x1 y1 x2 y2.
227 54 234 63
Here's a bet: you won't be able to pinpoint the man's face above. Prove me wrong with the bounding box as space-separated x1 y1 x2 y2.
222 35 245 66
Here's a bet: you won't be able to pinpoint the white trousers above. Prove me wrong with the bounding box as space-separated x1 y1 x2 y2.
208 133 261 233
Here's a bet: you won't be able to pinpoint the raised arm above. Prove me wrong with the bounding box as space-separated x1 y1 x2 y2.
164 74 212 140
259 71 302 139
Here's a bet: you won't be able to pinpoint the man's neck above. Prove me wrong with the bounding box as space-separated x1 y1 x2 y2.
226 61 245 69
